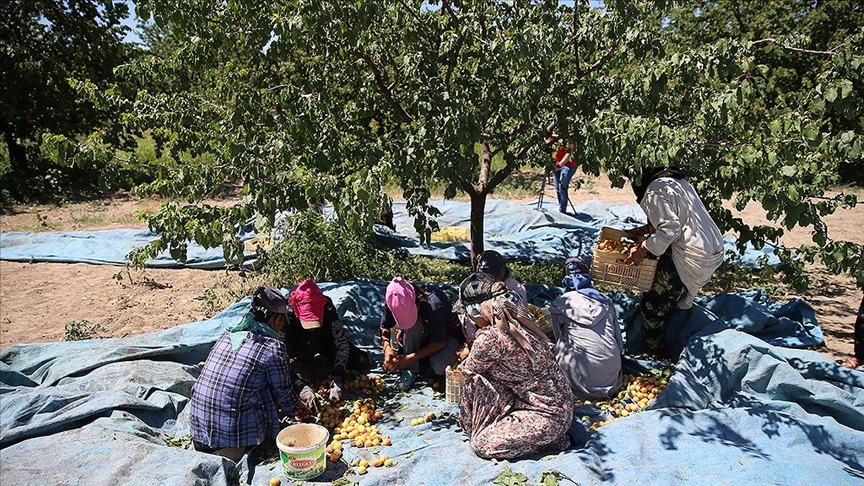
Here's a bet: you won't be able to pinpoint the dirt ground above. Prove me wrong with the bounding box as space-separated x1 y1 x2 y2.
1 173 861 362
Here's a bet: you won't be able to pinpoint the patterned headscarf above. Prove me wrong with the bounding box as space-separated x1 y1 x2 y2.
479 281 550 364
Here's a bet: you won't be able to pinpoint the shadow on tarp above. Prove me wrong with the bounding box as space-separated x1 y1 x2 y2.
2 281 859 485
614 289 824 358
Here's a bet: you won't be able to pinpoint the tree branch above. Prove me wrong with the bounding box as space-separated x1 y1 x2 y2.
572 4 582 79
731 4 747 34
443 10 466 86
395 0 424 25
455 173 477 196
348 49 413 123
486 162 515 191
579 39 621 78
751 38 838 56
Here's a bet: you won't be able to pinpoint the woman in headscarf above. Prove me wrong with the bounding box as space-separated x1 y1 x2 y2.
627 166 724 357
284 279 372 404
550 258 623 399
190 286 298 462
455 273 573 460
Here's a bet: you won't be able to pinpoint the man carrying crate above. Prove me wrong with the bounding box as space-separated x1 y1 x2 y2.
626 167 725 357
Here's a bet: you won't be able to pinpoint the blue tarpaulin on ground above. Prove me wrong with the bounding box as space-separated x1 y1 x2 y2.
2 280 860 485
375 199 783 268
1 200 781 269
0 228 258 269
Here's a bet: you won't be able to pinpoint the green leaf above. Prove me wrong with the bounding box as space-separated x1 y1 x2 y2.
135 4 151 22
493 466 529 486
540 471 561 486
780 165 797 177
838 80 853 100
169 246 188 262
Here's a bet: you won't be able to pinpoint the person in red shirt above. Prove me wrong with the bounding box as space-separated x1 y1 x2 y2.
551 141 578 214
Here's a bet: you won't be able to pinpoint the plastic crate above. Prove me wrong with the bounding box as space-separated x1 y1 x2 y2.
445 366 464 404
589 227 658 292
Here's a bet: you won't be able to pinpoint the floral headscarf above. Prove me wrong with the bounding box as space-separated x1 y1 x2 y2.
479 282 550 364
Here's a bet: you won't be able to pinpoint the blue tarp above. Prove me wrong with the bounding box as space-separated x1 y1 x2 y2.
0 228 258 269
1 199 781 269
376 199 783 268
2 280 860 485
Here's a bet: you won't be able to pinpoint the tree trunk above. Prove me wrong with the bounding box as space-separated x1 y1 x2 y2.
469 191 487 264
468 142 495 263
3 123 28 175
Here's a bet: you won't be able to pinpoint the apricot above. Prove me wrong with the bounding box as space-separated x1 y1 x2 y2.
269 478 281 486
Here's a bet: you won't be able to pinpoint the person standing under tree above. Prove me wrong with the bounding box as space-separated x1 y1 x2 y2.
551 139 578 214
546 136 579 214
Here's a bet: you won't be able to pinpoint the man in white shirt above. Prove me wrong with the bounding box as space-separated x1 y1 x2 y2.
627 167 724 357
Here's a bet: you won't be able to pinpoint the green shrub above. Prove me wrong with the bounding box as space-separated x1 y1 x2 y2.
256 210 574 293
260 211 415 286
63 320 106 341
508 261 563 288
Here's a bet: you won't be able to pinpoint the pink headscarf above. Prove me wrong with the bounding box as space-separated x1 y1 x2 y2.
288 279 327 329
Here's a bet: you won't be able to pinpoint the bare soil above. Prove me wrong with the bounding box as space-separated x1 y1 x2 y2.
1 174 861 362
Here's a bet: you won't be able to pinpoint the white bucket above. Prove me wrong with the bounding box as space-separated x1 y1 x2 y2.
276 423 329 481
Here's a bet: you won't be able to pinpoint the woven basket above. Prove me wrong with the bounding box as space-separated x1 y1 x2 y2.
589 227 658 292
445 366 465 404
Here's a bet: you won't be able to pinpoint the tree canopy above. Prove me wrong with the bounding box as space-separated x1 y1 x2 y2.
54 0 864 285
1 0 137 202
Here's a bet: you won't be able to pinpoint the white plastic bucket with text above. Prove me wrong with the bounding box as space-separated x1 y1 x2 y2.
276 423 329 481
